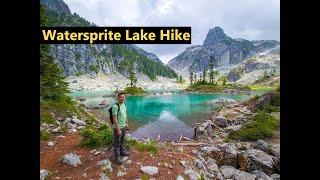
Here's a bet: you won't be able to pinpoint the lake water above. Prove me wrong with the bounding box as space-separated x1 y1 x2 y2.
70 90 266 141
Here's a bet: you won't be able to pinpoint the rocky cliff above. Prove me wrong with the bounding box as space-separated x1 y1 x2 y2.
168 27 279 81
40 0 176 80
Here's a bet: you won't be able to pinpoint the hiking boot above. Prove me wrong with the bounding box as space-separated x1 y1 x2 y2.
120 150 130 156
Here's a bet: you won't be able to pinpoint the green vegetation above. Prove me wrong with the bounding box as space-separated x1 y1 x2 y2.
40 5 97 141
112 45 177 80
126 139 158 155
129 62 137 87
123 86 147 95
228 112 280 141
80 124 113 148
254 90 280 113
186 81 250 93
40 131 51 141
189 71 194 85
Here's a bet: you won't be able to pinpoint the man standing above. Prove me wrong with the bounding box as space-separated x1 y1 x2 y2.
112 92 130 165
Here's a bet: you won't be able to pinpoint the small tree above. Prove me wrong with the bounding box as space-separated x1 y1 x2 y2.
129 62 137 87
209 56 216 83
189 71 194 85
219 76 228 86
202 66 207 83
194 73 197 82
179 75 183 83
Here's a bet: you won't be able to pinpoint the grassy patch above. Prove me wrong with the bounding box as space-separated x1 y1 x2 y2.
40 131 51 141
126 139 158 155
40 112 55 124
249 85 276 91
228 112 279 141
123 86 147 95
80 124 113 148
186 81 250 93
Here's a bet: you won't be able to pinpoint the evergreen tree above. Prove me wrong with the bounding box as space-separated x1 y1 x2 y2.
202 66 207 82
179 75 183 83
189 71 194 85
129 62 137 87
209 56 216 83
40 5 69 100
194 73 197 83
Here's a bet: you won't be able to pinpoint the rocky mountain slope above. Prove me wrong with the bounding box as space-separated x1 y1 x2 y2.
168 27 279 83
40 0 176 81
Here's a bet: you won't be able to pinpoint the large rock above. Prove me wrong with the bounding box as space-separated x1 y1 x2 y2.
97 159 113 174
61 153 82 167
220 165 255 180
238 149 279 175
140 166 159 175
252 170 272 180
199 145 220 157
194 120 215 140
204 158 224 180
40 169 50 180
211 98 237 105
270 174 280 180
217 143 239 168
254 140 280 158
213 115 228 128
71 118 86 126
225 125 242 132
176 175 185 180
184 169 200 180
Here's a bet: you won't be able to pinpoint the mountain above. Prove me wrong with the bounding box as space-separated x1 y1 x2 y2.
40 0 176 80
168 27 279 79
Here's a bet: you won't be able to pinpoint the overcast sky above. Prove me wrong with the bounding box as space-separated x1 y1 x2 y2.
64 0 280 64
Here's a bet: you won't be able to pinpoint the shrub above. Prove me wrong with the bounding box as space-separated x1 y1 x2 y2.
80 124 113 148
126 139 158 155
40 112 55 124
228 112 279 141
40 131 51 141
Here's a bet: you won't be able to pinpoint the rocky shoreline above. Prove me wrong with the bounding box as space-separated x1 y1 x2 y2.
67 73 186 92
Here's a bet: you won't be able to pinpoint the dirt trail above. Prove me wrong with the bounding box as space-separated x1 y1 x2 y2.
40 132 195 180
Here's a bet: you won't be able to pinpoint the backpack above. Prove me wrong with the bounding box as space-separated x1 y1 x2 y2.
108 103 119 124
108 103 125 124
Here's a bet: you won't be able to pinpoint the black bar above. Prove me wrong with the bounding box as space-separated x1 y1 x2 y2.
40 26 191 44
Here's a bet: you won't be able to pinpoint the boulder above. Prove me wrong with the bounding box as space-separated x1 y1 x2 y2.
213 115 228 128
140 166 159 175
204 159 224 180
238 149 279 175
193 159 206 170
176 175 185 180
211 98 237 105
217 143 239 168
72 118 86 126
220 165 255 180
252 170 272 180
97 159 113 174
270 174 280 180
199 145 220 157
194 120 214 140
184 169 200 180
61 153 82 167
40 169 50 180
225 125 242 132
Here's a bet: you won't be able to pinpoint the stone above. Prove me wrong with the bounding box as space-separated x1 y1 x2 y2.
176 175 185 180
270 174 280 180
72 118 86 126
184 169 200 180
47 141 54 146
140 166 159 175
220 165 255 180
40 169 50 180
213 115 228 128
252 170 272 180
61 153 82 167
177 146 184 153
255 140 270 152
97 159 113 174
211 98 237 105
117 170 126 177
204 158 224 180
200 145 220 157
238 149 279 175
94 151 101 156
217 143 238 168
225 125 242 132
126 160 132 165
193 159 206 170
100 173 110 180
180 160 187 168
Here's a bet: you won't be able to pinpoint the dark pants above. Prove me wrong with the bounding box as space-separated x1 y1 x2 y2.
113 127 126 158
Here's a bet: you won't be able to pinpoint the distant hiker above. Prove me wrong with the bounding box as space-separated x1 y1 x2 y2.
109 92 130 165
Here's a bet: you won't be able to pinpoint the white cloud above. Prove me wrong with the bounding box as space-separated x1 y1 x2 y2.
64 0 280 64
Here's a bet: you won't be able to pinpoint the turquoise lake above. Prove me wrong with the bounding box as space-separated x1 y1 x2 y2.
70 90 267 141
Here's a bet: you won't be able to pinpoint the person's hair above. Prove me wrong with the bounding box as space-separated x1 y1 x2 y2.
118 92 125 97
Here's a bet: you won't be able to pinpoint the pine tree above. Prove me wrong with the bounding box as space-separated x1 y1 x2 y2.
179 75 183 83
209 56 215 83
40 5 70 100
202 66 207 83
194 73 197 83
189 71 194 85
129 62 137 87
